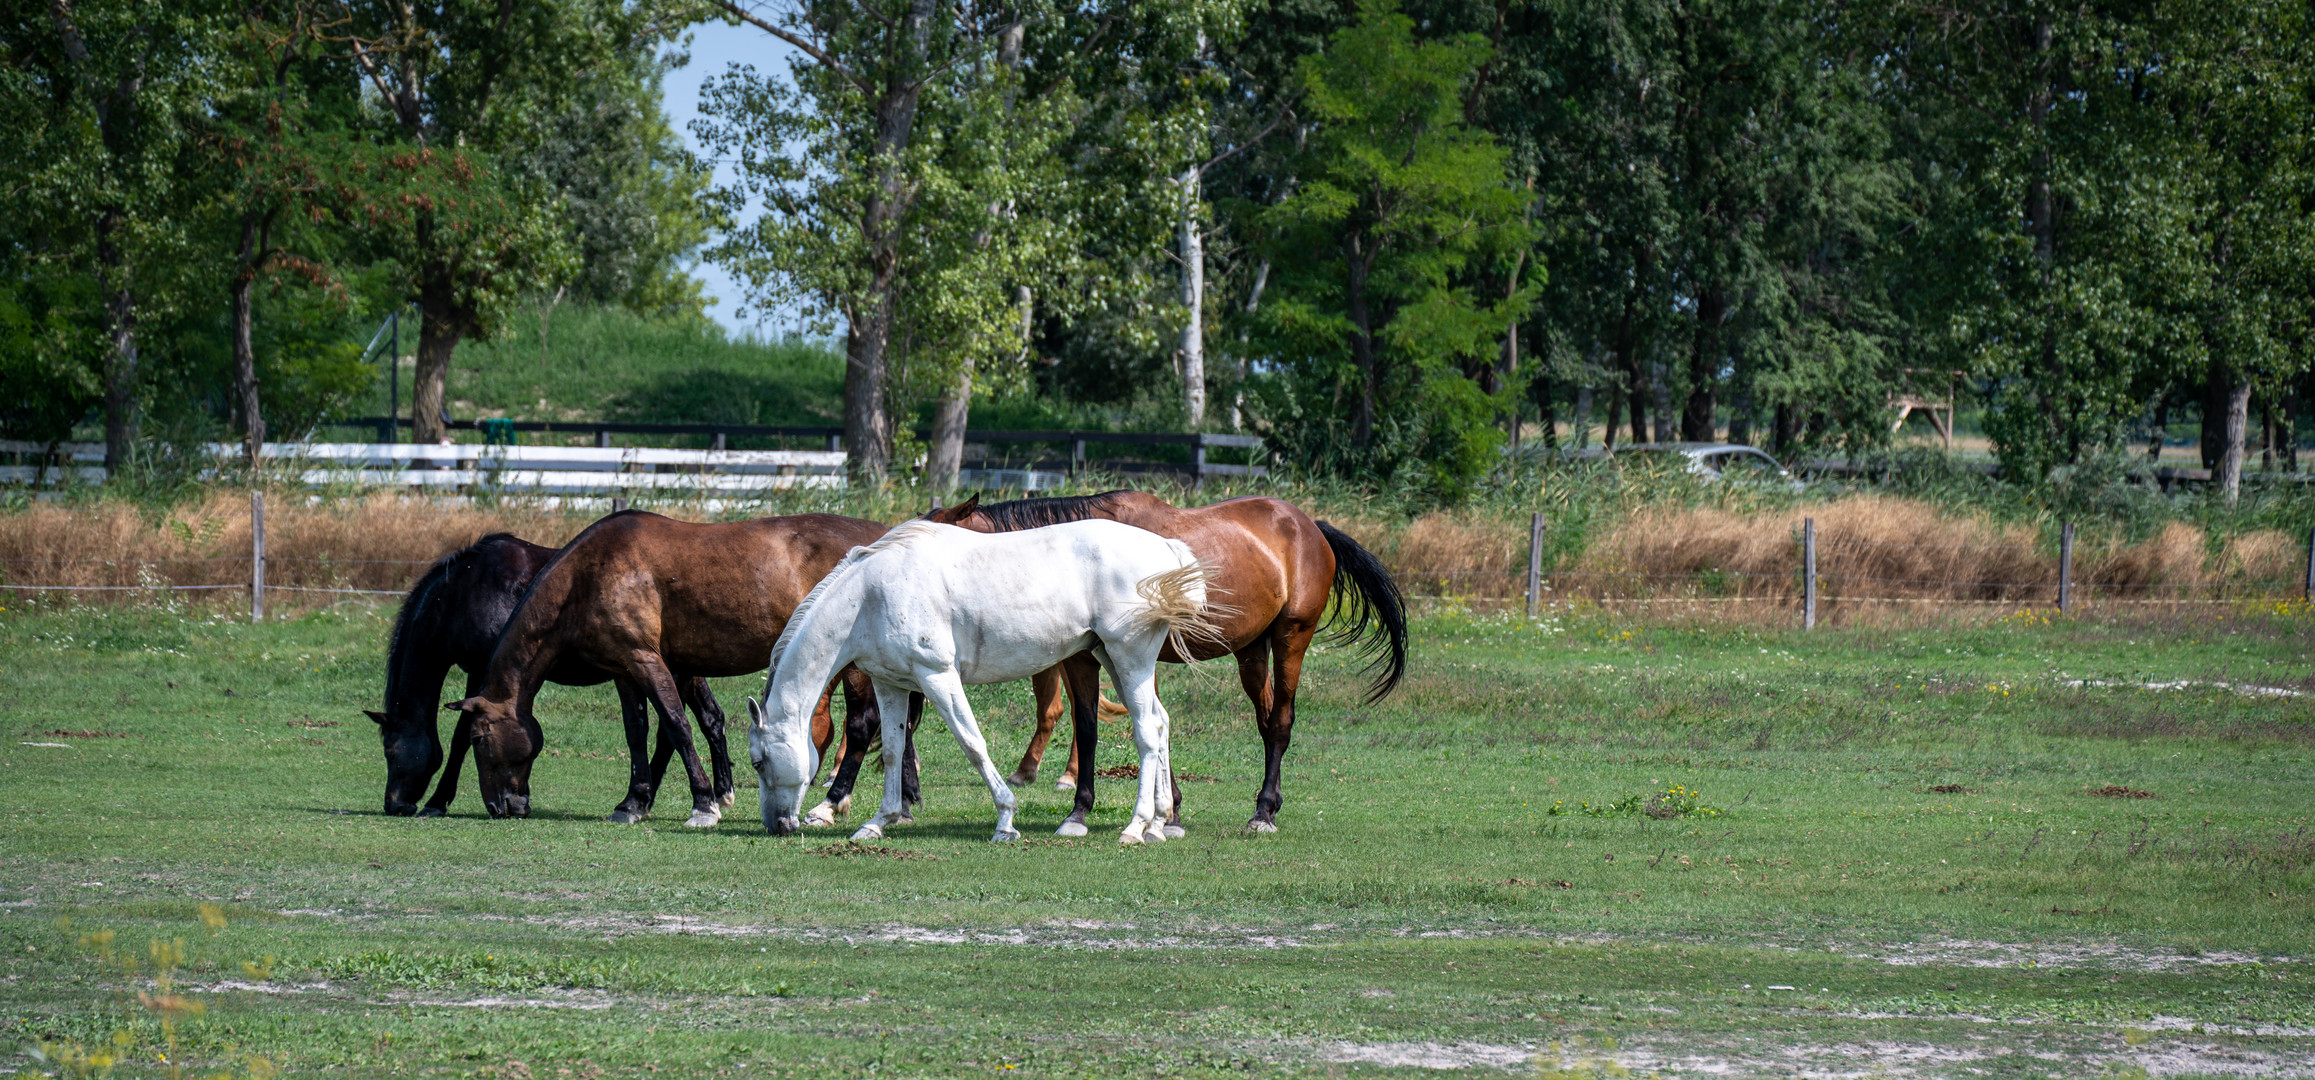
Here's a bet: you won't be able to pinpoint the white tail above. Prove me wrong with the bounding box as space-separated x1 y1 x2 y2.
1134 561 1233 658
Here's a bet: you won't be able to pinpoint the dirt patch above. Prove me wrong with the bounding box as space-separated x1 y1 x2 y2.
805 841 939 861
1315 1041 1533 1071
41 729 128 739
285 720 341 729
2089 785 2157 799
1927 783 1970 794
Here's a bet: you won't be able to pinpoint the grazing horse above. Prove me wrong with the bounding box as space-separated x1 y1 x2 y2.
749 520 1219 844
927 490 1406 832
374 529 897 820
453 510 897 823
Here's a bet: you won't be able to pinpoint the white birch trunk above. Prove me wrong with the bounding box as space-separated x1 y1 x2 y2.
1178 163 1206 428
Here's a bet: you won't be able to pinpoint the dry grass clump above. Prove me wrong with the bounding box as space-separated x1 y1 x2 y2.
1594 496 2050 607
1348 512 1526 600
0 491 599 605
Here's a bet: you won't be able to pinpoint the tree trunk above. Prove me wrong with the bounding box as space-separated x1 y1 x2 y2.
231 214 269 467
2218 373 2251 505
1649 359 1674 443
1572 385 1593 449
842 0 940 485
2201 361 2228 472
925 358 973 492
1681 287 1724 441
411 301 461 446
1772 402 1798 457
1229 259 1268 432
1345 235 1377 448
2147 391 2168 462
1179 163 1205 428
98 211 138 474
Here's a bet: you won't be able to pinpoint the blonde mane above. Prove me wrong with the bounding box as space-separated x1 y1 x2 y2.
763 520 953 695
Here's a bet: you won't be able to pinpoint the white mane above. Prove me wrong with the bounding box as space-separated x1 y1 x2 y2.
762 519 953 698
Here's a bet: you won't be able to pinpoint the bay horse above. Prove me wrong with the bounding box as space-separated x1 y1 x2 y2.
926 490 1406 832
749 519 1218 844
372 529 901 820
452 510 903 823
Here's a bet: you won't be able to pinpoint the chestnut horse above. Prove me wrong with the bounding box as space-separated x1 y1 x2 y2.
451 510 901 822
927 490 1405 831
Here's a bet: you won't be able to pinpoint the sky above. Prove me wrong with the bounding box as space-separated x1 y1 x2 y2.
659 17 800 338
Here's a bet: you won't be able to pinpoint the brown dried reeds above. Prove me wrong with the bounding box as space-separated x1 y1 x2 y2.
0 491 600 607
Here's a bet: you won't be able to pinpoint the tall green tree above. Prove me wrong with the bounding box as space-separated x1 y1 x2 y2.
336 0 656 444
6 0 230 470
1250 0 1532 496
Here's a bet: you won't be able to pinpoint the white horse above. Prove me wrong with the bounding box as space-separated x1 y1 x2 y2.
745 519 1219 845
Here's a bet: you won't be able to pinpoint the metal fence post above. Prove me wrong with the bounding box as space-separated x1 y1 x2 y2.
249 490 266 623
1525 512 1545 618
2058 522 2075 613
1802 517 1817 630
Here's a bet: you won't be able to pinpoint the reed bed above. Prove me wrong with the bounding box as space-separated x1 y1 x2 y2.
1 487 2306 617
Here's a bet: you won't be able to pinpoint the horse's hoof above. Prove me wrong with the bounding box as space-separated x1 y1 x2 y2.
1054 778 1077 791
896 811 916 825
1055 820 1089 838
416 806 447 819
1118 829 1145 846
1162 824 1186 840
1004 770 1034 787
720 791 738 809
851 823 884 841
803 803 838 827
992 828 1021 843
1245 819 1278 834
685 810 722 829
606 809 645 824
1142 822 1169 844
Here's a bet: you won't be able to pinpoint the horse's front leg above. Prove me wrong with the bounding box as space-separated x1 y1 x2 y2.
851 681 922 841
812 672 870 827
914 669 1019 843
682 677 736 809
1009 666 1068 786
421 672 484 816
607 681 657 823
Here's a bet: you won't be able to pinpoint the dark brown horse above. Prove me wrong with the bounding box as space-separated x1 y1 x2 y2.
372 529 892 820
452 510 899 822
927 490 1405 831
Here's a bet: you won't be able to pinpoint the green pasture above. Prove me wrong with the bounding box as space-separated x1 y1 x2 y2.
1 600 2311 1078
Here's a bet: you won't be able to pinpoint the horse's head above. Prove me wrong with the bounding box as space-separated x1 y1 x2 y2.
452 696 540 819
919 493 980 526
747 695 816 836
368 707 445 816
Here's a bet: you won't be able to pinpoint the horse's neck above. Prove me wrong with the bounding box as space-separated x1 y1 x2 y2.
767 570 864 733
479 562 573 703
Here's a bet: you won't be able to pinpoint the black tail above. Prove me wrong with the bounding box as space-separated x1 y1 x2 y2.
1316 521 1408 704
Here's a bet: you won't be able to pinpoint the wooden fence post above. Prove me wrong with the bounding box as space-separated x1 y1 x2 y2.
2304 526 2313 602
1802 516 1817 630
1525 512 1545 618
611 497 628 513
249 490 265 623
2058 522 2075 612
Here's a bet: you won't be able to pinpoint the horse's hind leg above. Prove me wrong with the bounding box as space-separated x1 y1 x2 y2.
607 681 658 823
1101 647 1174 846
1055 652 1103 837
681 677 736 809
421 673 484 816
1009 666 1068 787
1248 623 1314 833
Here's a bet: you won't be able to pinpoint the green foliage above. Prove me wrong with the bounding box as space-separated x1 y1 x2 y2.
1248 1 1534 499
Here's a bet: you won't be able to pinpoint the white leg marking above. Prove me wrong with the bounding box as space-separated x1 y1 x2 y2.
804 801 838 827
1055 819 1088 838
685 807 723 828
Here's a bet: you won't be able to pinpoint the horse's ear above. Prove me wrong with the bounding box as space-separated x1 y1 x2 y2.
444 697 480 714
746 697 765 727
953 493 980 518
364 709 390 726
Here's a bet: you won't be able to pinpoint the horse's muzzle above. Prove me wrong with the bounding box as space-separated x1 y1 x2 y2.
488 794 531 819
383 799 418 817
768 815 801 836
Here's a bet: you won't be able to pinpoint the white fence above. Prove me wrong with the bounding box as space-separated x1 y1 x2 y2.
0 441 846 493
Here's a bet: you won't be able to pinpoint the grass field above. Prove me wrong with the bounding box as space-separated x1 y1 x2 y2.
2 600 2311 1078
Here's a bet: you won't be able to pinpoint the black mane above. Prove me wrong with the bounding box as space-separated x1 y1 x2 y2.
967 490 1132 531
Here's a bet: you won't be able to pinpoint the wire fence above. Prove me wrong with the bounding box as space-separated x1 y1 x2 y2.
2 497 2311 624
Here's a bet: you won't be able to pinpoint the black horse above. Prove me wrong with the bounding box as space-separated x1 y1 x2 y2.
369 531 909 819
